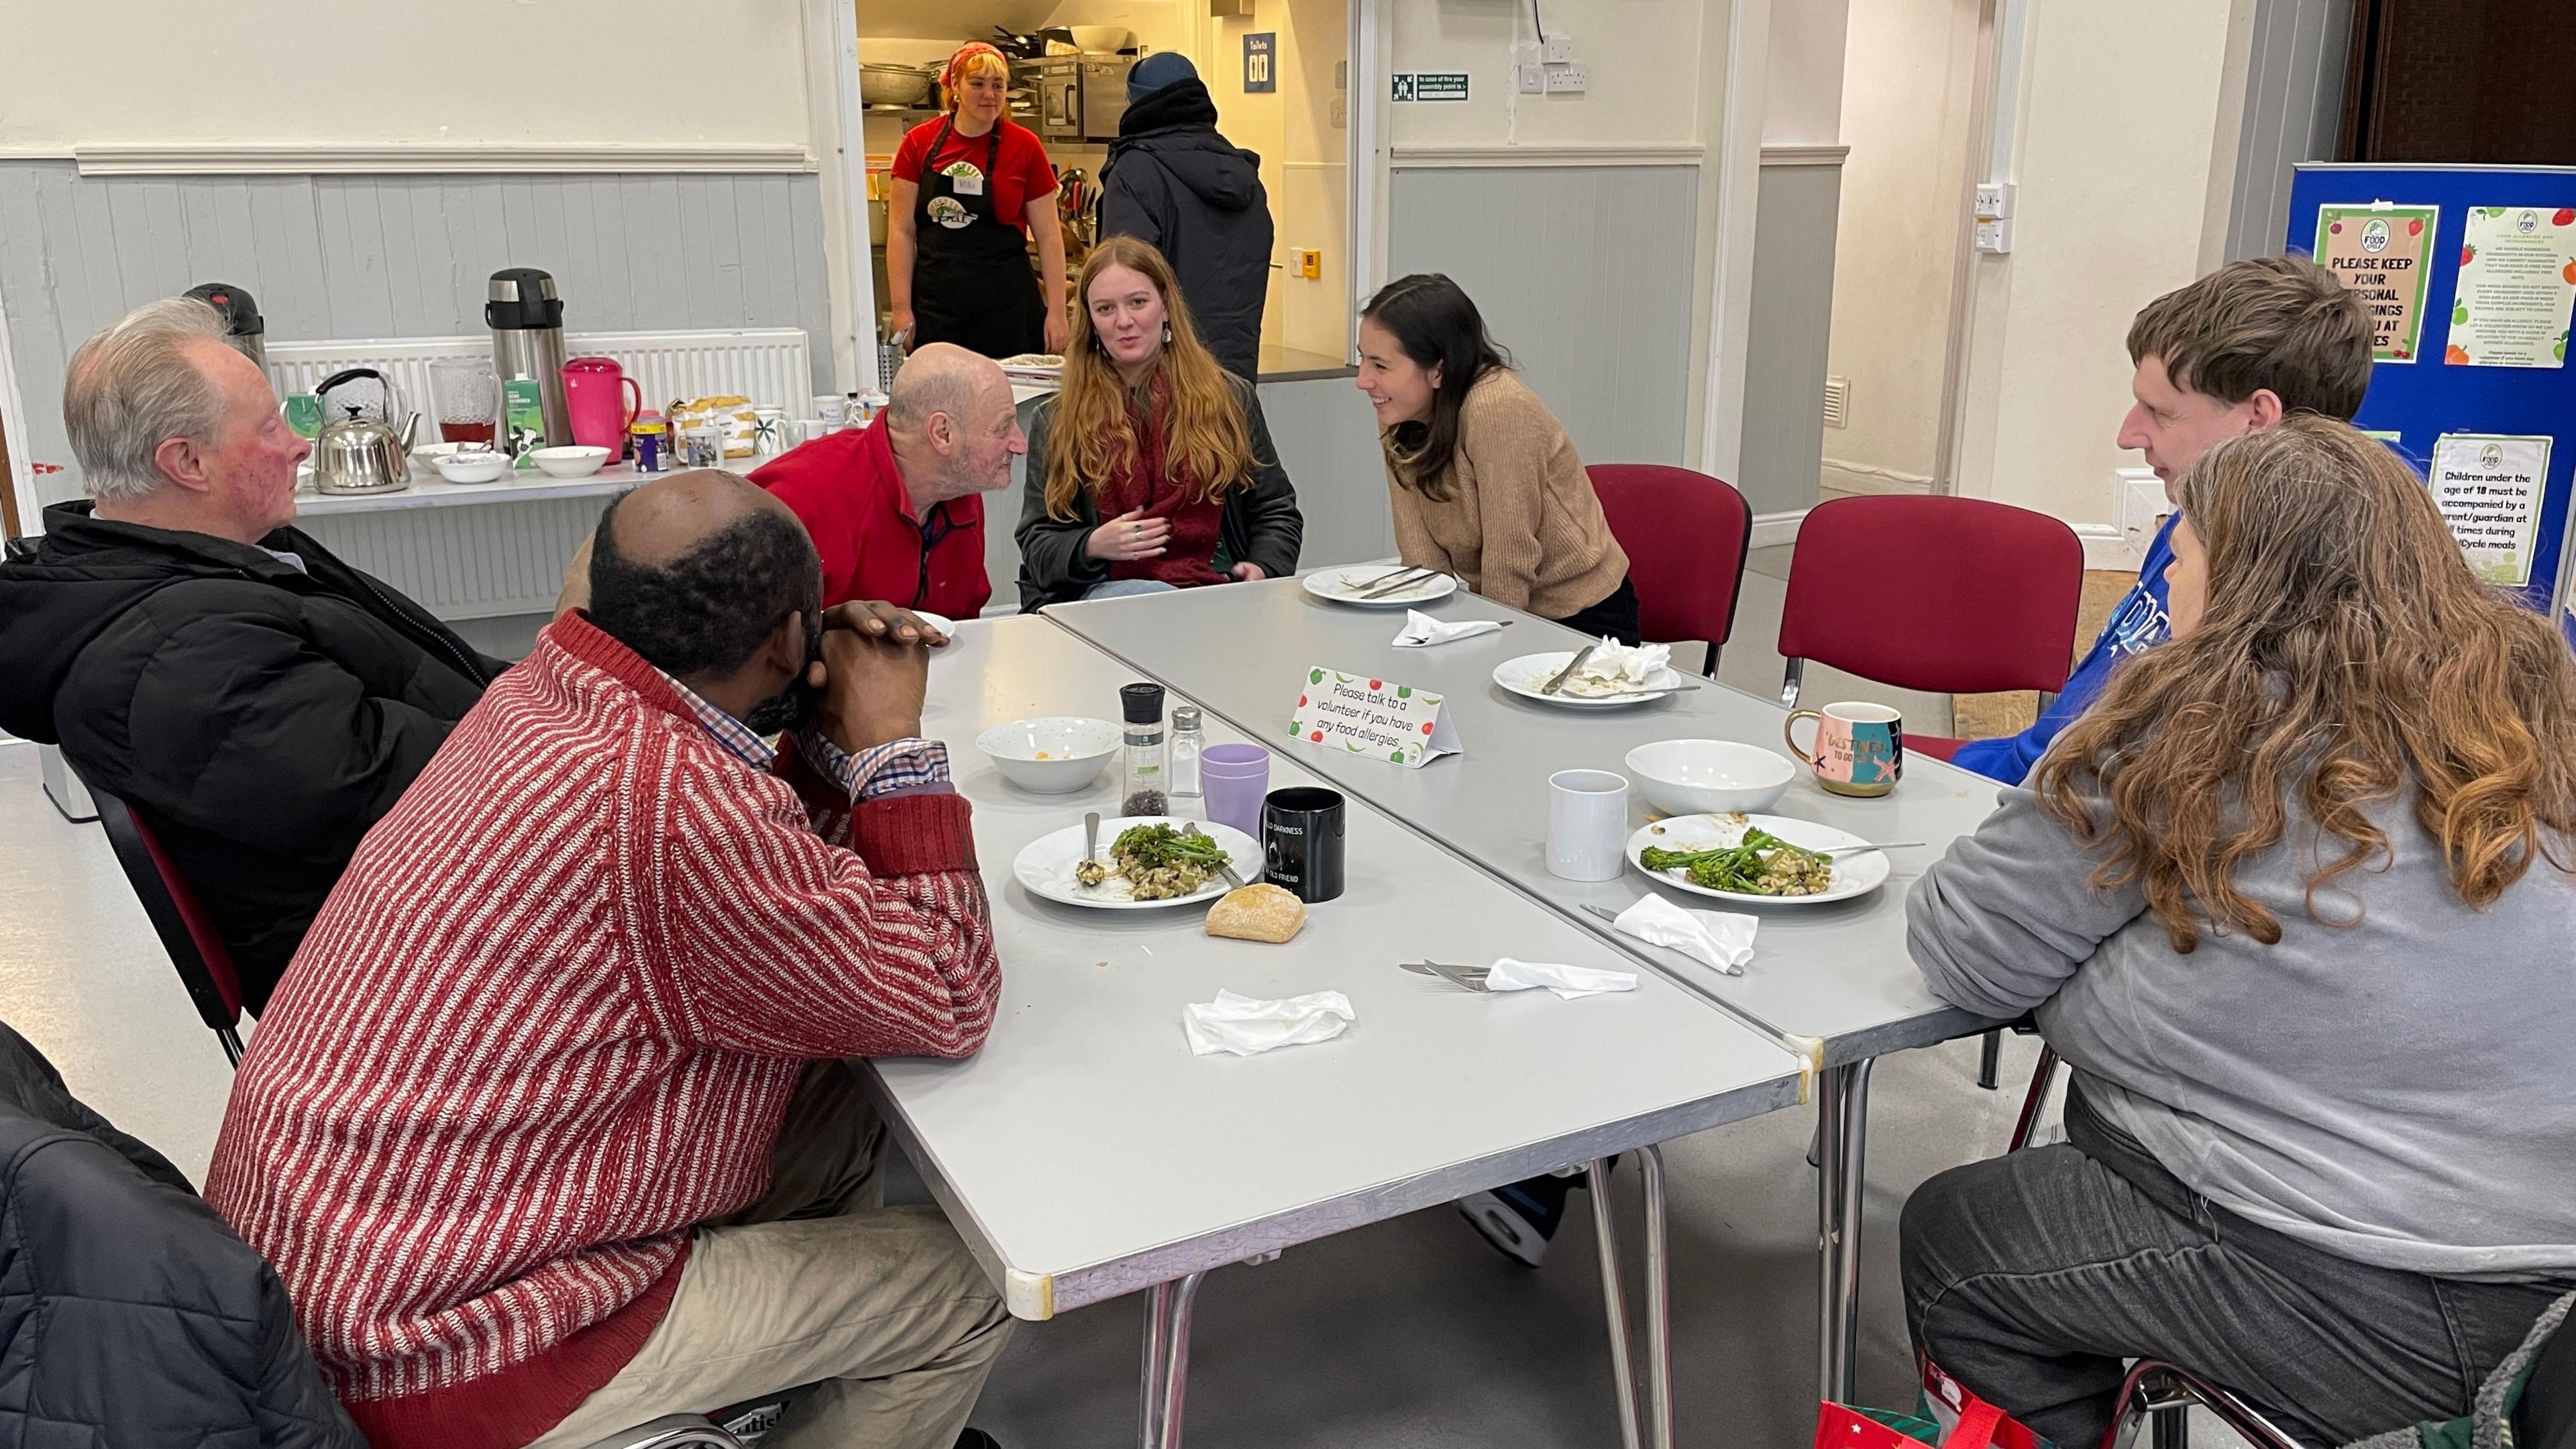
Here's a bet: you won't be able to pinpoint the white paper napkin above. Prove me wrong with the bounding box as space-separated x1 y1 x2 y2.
1579 638 1674 686
1183 989 1357 1057
1613 896 1758 975
1484 957 1638 1000
1393 610 1504 648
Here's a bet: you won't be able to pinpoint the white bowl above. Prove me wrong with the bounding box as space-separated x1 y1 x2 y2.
977 716 1120 794
529 445 612 478
1623 739 1798 816
1069 25 1133 51
430 449 510 484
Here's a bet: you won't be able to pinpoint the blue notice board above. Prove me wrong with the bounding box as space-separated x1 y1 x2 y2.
2288 163 2576 647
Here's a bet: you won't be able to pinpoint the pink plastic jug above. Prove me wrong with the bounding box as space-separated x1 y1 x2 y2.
562 356 641 459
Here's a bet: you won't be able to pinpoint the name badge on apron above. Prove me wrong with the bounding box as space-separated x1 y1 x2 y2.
943 160 985 198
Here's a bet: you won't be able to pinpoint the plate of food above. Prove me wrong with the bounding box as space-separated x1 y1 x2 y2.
1301 566 1459 608
1626 812 1888 906
1495 641 1685 706
1014 817 1263 910
996 353 1065 381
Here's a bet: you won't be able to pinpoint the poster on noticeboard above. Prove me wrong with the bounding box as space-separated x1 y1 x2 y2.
2446 205 2576 368
2314 203 2438 362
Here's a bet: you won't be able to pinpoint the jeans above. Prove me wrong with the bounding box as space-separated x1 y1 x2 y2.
1083 578 1180 600
1902 1075 2571 1448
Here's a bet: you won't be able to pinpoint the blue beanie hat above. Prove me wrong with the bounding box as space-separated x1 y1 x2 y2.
1128 51 1199 103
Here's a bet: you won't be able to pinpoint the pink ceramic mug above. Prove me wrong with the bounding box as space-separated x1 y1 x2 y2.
1784 702 1904 798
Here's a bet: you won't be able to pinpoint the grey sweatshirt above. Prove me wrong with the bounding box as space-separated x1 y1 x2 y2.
1909 783 2576 1279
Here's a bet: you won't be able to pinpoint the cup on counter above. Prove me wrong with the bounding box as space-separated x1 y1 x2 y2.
814 394 849 426
1263 786 1346 903
282 392 325 439
1784 702 1905 798
1201 745 1271 839
1546 769 1630 881
679 425 722 470
752 406 787 455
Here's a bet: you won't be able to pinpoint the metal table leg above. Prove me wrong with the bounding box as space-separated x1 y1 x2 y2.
1639 1144 1673 1449
1815 1057 1878 1406
1588 1157 1647 1449
1138 1272 1208 1449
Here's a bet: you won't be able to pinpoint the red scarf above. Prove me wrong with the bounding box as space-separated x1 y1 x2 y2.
1099 375 1227 588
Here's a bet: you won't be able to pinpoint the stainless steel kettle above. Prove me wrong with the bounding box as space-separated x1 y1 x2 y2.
311 368 419 494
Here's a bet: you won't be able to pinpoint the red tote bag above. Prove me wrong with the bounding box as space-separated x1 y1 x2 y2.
1813 1359 2042 1449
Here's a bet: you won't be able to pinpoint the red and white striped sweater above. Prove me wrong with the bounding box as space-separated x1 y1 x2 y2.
205 611 1000 1449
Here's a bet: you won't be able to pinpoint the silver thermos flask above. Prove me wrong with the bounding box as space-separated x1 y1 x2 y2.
486 267 572 451
184 281 267 373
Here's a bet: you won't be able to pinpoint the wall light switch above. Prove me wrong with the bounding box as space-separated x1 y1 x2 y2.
1517 63 1546 94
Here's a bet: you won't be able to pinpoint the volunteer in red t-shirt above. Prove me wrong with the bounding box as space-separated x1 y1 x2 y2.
752 343 1024 621
888 42 1069 361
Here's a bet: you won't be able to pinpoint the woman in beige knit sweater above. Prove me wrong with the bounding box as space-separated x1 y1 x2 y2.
1358 273 1638 643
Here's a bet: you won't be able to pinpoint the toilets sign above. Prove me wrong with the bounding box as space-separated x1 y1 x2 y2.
1391 72 1470 103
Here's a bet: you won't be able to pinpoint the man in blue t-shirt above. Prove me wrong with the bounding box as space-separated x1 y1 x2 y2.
1950 257 2373 784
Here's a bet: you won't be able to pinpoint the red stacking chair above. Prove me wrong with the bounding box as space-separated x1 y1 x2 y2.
1776 494 2085 761
87 782 248 1067
1589 464 1755 675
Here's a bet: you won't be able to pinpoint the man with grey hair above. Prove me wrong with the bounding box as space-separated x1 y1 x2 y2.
749 341 1024 619
0 297 501 1014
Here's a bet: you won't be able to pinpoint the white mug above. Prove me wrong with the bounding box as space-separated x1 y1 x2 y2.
1548 769 1630 882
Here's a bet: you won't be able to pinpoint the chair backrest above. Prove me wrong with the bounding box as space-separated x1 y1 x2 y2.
1778 494 2085 697
87 784 247 1050
1589 464 1755 671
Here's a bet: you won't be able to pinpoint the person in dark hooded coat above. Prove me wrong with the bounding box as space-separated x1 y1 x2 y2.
1099 53 1275 382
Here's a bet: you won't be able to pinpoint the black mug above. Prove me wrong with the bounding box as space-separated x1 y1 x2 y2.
1262 787 1346 904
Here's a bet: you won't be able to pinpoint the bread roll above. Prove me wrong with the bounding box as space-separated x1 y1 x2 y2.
1205 884 1306 944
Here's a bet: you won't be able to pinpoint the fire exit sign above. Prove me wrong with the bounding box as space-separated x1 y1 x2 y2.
1391 72 1470 103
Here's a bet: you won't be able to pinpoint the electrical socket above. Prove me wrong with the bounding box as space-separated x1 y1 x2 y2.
1517 63 1546 94
1974 217 2015 254
1974 182 2014 219
1542 33 1576 64
1542 62 1587 93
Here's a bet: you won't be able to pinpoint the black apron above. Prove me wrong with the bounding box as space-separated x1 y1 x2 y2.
911 117 1046 360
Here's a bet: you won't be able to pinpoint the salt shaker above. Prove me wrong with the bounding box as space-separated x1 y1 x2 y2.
1119 683 1169 816
1169 706 1204 801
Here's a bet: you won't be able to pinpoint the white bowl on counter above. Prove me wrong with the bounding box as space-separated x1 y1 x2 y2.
977 716 1120 794
429 449 510 484
529 445 612 478
1624 739 1798 816
1069 25 1133 51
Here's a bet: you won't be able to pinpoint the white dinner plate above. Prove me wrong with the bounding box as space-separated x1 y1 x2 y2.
1626 812 1890 907
1302 566 1460 608
1012 816 1264 910
909 610 957 637
1494 651 1687 707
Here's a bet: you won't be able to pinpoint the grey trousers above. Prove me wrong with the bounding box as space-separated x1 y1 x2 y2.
1901 1076 2571 1448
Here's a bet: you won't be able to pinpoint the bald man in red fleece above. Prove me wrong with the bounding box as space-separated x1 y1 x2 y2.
753 343 1024 620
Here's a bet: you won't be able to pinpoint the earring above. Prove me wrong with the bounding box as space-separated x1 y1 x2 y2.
1163 323 1173 343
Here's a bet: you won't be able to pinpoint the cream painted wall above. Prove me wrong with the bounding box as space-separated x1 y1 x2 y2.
1762 0 1848 145
1388 0 1711 148
0 0 812 154
1819 0 1980 490
1951 0 2243 532
1207 0 1350 358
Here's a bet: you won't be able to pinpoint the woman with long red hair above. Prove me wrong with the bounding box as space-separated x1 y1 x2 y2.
1014 235 1301 608
1901 416 2576 1446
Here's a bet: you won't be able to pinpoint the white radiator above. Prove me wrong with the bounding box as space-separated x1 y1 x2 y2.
266 328 814 419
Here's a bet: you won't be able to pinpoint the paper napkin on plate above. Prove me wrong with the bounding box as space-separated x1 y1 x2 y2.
1183 989 1356 1057
1485 957 1638 1000
1612 896 1758 975
1393 610 1504 648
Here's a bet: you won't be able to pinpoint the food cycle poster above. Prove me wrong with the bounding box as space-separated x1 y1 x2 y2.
2430 432 2552 586
2447 204 2576 368
2314 203 2438 362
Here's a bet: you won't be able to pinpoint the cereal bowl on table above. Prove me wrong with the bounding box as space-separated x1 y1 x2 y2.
976 716 1121 794
528 445 612 478
429 447 510 484
1624 739 1797 816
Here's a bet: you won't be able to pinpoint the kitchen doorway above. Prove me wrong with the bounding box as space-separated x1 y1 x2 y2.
849 0 1373 372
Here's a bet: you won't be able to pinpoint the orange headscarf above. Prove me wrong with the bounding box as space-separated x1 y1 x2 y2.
942 42 1010 105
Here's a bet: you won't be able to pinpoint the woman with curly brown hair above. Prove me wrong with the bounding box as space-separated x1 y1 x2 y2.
1900 415 2576 1448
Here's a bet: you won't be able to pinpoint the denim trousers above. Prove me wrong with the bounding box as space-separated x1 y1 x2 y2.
1901 1075 2571 1448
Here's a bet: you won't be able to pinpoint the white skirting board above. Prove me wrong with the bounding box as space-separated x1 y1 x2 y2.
1751 509 1808 549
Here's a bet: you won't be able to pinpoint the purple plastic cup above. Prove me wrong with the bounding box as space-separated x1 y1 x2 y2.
1201 745 1272 839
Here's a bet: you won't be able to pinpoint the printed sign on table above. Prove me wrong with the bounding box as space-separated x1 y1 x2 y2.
2314 203 2438 362
1288 666 1459 768
2447 205 2576 367
2429 432 2553 586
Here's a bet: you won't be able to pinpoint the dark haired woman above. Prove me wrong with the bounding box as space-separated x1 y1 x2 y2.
1357 273 1636 643
1016 235 1302 609
1901 417 2576 1447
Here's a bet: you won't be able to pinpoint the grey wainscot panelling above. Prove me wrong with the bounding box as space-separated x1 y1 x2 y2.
1387 164 1699 470
1739 160 1842 518
0 163 835 504
2226 0 2355 261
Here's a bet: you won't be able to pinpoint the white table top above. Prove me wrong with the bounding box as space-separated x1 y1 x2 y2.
877 615 1807 1320
1042 579 2011 1068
